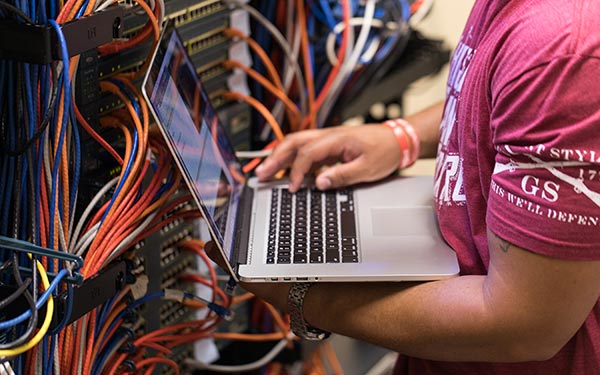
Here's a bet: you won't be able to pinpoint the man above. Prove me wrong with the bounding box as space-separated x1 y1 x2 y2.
208 0 600 373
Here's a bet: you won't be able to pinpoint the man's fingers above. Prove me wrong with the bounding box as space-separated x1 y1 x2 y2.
255 131 321 181
287 134 348 192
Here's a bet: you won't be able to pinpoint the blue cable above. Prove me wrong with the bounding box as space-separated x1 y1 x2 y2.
317 0 337 29
75 0 89 18
96 79 142 224
0 60 5 240
103 291 165 339
99 129 138 223
1 63 16 236
399 0 411 22
49 0 56 20
96 293 119 338
48 282 73 335
43 335 55 375
0 268 69 330
69 105 81 235
91 330 129 375
47 20 72 257
107 78 142 119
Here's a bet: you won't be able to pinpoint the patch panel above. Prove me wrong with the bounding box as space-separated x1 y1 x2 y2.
160 228 192 268
186 28 227 56
177 8 228 43
170 0 225 28
198 62 227 85
160 255 195 291
189 35 230 73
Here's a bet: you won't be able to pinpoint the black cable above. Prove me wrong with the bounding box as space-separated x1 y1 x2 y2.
12 66 24 237
0 259 13 274
0 254 38 350
0 0 33 23
0 64 58 156
330 27 412 120
0 278 30 310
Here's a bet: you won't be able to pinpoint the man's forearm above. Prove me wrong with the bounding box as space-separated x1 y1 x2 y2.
302 274 559 363
302 277 511 362
405 101 444 158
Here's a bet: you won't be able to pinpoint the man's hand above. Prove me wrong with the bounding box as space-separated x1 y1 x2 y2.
255 125 402 193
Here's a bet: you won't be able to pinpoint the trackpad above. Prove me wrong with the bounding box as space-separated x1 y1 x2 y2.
371 207 433 236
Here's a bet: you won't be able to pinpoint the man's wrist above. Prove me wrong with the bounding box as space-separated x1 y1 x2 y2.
383 118 421 169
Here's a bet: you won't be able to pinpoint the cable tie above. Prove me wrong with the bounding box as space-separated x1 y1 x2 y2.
123 360 136 371
117 341 136 354
130 274 148 300
116 327 136 340
164 289 185 303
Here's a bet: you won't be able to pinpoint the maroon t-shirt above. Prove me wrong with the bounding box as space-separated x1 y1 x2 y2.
396 0 600 373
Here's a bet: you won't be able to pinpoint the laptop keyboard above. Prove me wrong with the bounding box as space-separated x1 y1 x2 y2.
267 188 359 264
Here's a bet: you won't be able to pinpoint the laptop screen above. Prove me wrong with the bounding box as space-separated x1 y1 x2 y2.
143 25 244 265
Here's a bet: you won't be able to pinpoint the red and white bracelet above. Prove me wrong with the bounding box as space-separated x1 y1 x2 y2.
383 118 420 169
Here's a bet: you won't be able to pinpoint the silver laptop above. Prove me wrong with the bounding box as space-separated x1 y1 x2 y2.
141 24 459 283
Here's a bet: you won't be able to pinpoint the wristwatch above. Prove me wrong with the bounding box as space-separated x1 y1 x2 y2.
287 282 331 340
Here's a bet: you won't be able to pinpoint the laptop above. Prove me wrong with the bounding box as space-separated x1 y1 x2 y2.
141 24 459 283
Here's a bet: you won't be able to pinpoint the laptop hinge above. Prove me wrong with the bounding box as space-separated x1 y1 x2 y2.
232 184 253 265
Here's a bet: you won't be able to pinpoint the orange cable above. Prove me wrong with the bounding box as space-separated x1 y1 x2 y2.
78 119 133 265
222 91 284 141
84 80 148 277
98 0 160 57
137 357 179 375
74 101 123 164
224 59 301 131
224 28 286 96
296 0 316 129
314 0 350 112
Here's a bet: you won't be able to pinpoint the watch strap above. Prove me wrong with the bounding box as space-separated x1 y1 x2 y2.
287 282 331 340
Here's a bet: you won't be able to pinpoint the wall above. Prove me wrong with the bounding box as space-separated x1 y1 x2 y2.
403 0 475 116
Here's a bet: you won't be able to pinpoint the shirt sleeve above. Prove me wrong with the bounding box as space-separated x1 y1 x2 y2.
486 54 600 260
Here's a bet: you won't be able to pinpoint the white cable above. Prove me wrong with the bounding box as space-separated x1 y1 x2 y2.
0 361 14 375
184 334 293 373
318 0 376 126
269 0 303 134
73 223 100 258
69 177 119 252
36 342 43 374
409 0 435 26
53 339 61 375
325 17 385 67
94 0 115 12
235 149 272 159
77 319 85 375
104 211 158 265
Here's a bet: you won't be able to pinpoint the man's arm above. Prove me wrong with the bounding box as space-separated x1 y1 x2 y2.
228 228 600 363
404 101 444 158
301 229 600 362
